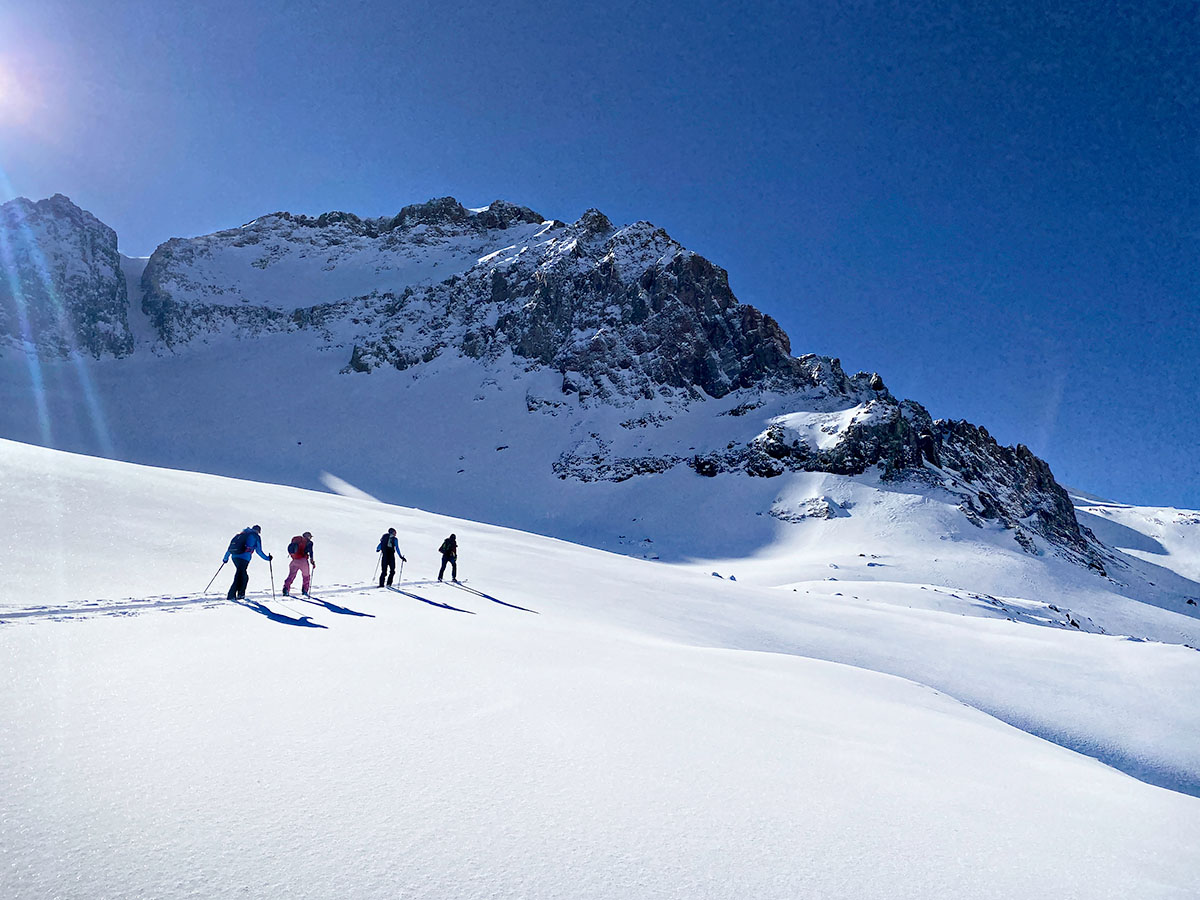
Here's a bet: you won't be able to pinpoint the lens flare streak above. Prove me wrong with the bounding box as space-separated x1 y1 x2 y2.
0 168 115 455
0 225 55 445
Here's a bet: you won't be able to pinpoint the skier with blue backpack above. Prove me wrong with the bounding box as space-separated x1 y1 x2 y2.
224 525 273 600
377 527 407 587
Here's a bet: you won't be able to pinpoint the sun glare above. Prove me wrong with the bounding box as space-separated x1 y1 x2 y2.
0 59 34 127
0 64 16 118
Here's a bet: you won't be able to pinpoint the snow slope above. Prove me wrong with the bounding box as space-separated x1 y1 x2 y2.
2 439 1198 899
1073 489 1200 586
3 335 1196 646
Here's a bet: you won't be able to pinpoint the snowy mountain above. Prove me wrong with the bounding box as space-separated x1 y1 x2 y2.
0 194 1123 574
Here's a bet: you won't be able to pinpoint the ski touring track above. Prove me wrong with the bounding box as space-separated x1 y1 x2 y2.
0 580 531 625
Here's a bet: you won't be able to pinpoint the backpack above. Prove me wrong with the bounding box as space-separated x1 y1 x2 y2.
439 538 454 556
228 531 251 555
289 535 307 558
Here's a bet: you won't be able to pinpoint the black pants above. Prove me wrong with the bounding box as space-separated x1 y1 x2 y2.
227 557 250 599
380 552 397 586
438 555 457 581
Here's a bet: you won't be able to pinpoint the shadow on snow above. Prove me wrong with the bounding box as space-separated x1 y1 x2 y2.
232 597 328 628
298 595 375 617
447 581 537 614
386 586 475 614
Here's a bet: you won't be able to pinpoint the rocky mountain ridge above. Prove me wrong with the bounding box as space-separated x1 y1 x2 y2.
0 193 1107 570
0 194 132 358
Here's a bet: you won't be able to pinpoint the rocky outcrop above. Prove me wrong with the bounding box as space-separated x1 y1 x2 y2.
934 420 1103 568
671 389 1102 565
349 210 842 404
0 194 132 358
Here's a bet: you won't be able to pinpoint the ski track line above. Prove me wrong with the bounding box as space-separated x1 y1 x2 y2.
0 583 384 623
0 595 227 621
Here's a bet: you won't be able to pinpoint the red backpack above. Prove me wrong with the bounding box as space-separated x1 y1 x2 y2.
288 535 308 559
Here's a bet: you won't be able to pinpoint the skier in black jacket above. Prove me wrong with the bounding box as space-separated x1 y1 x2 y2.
438 533 458 582
377 528 406 587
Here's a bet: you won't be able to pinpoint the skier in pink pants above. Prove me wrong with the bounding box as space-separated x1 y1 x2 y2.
282 531 315 596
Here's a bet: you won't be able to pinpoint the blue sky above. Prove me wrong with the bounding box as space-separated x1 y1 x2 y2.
1 0 1197 506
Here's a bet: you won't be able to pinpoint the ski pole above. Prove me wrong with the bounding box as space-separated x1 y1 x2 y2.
269 557 276 602
204 560 226 594
398 557 405 585
373 551 380 584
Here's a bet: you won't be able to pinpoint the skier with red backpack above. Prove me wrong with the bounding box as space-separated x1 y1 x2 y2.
282 531 315 596
223 525 273 600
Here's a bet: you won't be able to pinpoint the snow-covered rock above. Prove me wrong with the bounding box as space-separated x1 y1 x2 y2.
0 194 132 358
140 197 549 345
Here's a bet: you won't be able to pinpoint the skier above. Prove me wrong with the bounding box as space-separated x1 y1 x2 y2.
282 531 315 596
438 533 458 582
377 527 407 587
224 525 272 600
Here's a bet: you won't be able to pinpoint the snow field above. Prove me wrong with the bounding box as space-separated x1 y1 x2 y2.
2 439 1200 898
1073 490 1200 585
3 591 1198 900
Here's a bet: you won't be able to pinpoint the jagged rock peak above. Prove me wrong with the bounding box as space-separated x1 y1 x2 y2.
577 208 613 236
1 193 109 234
237 209 370 234
235 197 547 239
313 210 368 229
392 196 472 228
472 199 546 230
389 197 543 231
